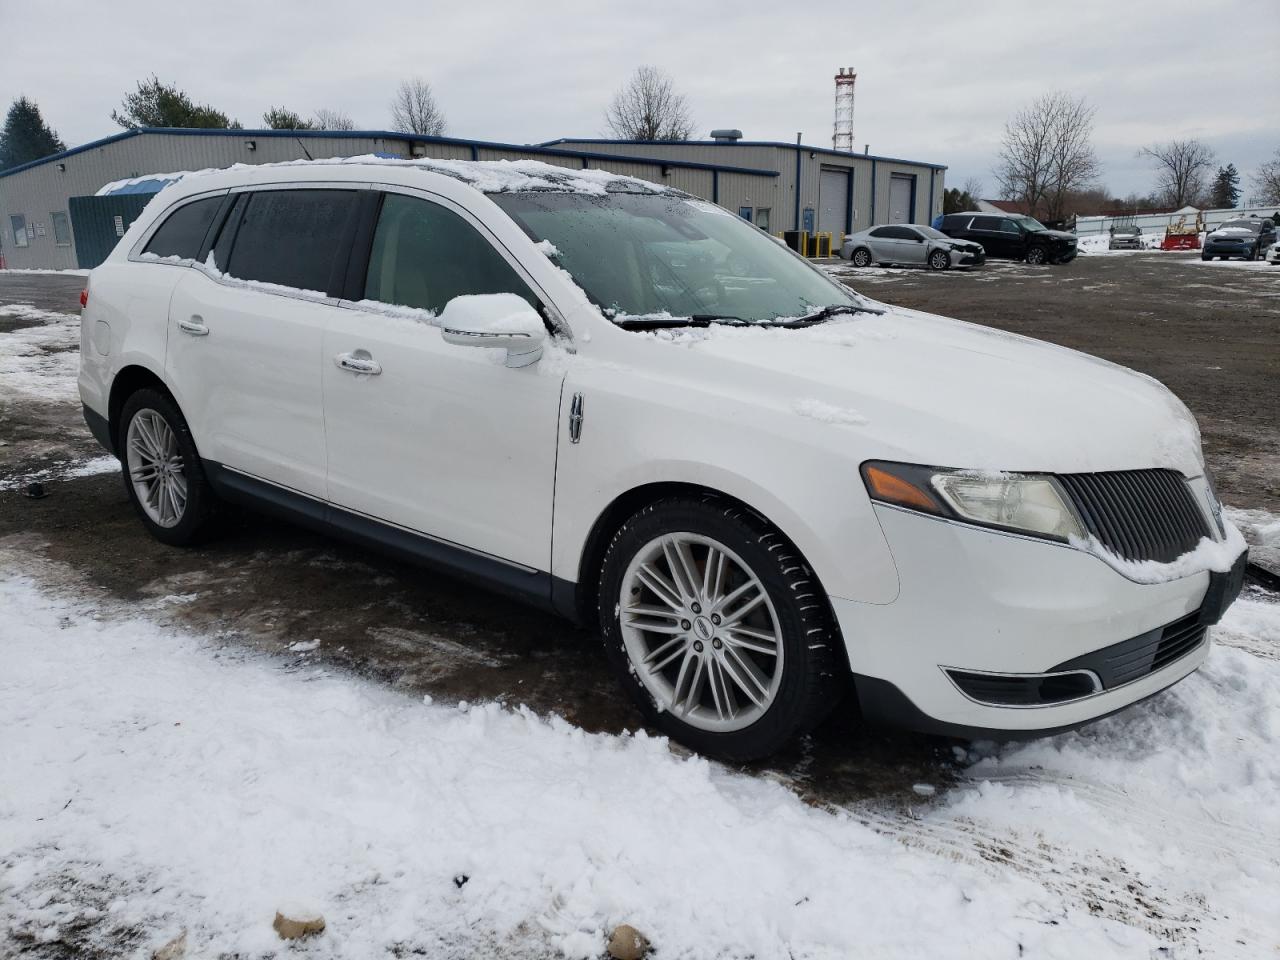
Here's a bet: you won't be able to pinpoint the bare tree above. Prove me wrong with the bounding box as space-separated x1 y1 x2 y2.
1252 147 1280 205
1140 139 1215 208
994 92 1100 222
390 77 447 137
962 176 984 201
312 107 356 131
605 66 694 141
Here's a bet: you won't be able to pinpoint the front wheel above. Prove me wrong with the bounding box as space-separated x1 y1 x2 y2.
1025 246 1048 265
120 388 218 546
597 496 844 761
927 248 950 271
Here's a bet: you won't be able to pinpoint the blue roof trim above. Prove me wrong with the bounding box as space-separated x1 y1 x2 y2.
0 128 142 179
539 137 948 171
2 127 779 180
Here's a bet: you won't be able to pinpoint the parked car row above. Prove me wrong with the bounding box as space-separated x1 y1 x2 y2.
839 211 1079 269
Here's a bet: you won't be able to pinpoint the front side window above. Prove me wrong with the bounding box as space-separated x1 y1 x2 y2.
364 193 534 313
1013 216 1047 233
51 211 71 246
491 191 864 324
143 195 222 260
1000 219 1022 234
10 214 28 248
224 190 356 294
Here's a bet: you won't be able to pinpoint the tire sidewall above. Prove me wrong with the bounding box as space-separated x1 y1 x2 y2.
851 248 871 268
1026 246 1047 265
928 248 949 271
597 498 832 761
119 388 213 546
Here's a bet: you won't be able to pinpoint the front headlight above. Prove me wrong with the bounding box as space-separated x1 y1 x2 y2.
861 461 1086 541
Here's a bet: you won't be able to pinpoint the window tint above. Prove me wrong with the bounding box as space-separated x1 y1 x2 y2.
364 193 534 313
143 196 223 260
51 211 71 246
970 216 1003 231
224 190 356 294
1000 219 1021 234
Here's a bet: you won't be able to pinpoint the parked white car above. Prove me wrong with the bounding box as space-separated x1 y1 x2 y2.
1267 241 1280 265
79 158 1248 760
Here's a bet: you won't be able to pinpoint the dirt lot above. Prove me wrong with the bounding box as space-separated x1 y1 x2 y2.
1 253 1277 807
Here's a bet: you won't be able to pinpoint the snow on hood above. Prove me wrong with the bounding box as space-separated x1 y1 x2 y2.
1209 226 1256 237
636 305 1207 477
101 155 673 199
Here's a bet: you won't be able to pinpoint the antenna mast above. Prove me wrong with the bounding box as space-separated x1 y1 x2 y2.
833 67 856 152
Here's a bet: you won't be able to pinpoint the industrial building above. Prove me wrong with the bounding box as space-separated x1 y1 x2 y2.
0 126 946 271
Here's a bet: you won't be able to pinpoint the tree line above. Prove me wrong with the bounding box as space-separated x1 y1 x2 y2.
0 67 692 171
978 90 1278 220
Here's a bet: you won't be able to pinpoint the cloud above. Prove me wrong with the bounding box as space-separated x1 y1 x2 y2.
4 0 1275 196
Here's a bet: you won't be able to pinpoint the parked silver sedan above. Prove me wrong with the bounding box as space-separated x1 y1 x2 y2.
840 224 985 270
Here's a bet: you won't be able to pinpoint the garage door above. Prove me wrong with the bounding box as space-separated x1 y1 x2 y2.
889 174 915 224
818 167 849 237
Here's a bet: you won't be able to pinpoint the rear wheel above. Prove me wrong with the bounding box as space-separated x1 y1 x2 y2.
597 496 844 761
927 248 950 271
119 389 217 546
850 247 872 268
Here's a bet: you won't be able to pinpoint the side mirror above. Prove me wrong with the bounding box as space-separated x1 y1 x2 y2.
438 293 546 368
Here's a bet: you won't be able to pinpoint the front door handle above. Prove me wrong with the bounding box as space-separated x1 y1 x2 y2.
178 316 209 337
334 351 382 376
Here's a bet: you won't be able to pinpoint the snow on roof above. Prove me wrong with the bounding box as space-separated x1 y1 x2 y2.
96 155 674 199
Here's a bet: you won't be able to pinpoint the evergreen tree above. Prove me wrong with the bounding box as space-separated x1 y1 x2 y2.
111 76 240 130
1209 164 1241 209
942 186 977 214
262 107 314 130
0 96 66 170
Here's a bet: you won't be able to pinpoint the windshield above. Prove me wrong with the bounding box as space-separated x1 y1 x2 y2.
1218 221 1260 233
1013 216 1048 232
916 225 949 240
490 191 865 324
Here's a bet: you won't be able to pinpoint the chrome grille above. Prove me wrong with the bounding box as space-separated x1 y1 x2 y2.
1056 469 1210 563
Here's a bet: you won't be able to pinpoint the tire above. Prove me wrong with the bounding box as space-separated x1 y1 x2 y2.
597 495 844 762
927 248 950 271
1201 253 1212 261
1025 246 1048 265
850 247 872 268
119 388 218 546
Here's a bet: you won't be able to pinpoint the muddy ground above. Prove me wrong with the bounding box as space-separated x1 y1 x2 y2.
1 254 1276 805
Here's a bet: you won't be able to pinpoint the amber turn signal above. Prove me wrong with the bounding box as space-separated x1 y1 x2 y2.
862 464 943 514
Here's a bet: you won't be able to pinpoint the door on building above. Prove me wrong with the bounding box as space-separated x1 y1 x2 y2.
817 167 850 238
889 174 916 224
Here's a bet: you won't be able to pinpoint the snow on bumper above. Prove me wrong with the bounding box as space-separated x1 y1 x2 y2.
832 503 1241 735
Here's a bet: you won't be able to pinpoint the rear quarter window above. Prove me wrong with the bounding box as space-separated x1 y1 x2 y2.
142 196 223 260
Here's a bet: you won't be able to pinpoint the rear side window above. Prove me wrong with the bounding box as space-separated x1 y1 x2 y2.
364 193 534 314
143 196 223 260
224 190 357 294
970 216 1003 231
940 215 968 231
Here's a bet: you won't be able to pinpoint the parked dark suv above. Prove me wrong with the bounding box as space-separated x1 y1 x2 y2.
939 212 1078 265
1202 218 1277 261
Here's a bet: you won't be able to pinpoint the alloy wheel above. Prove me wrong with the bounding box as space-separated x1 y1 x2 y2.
125 409 187 528
619 533 784 732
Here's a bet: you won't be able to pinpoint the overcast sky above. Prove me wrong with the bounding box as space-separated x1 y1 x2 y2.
3 0 1276 199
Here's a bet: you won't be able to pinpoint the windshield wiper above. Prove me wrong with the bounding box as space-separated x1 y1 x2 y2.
774 303 884 327
614 314 747 330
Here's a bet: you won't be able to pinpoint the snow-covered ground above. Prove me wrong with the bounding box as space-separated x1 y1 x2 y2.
2 549 1278 959
3 289 1280 957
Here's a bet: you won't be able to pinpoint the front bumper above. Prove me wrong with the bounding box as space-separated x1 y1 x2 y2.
953 249 985 266
1204 242 1253 259
830 500 1246 738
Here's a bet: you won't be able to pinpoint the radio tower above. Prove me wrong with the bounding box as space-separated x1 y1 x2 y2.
833 67 857 152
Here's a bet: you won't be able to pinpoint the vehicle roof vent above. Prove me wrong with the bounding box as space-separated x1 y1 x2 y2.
710 129 743 143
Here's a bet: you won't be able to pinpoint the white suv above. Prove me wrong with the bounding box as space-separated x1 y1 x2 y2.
79 158 1248 760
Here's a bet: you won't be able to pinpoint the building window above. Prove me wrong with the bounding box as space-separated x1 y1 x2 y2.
738 206 753 221
51 211 72 247
755 208 771 232
9 214 28 248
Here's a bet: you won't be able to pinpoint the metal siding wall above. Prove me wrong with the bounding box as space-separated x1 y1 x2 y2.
874 161 931 225
714 171 784 224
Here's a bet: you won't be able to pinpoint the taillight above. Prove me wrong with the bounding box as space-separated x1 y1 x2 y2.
79 289 88 309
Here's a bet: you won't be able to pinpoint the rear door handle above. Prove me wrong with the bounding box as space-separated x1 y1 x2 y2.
334 351 382 376
178 316 209 337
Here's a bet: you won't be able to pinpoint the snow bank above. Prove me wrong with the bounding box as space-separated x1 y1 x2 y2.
1075 233 1164 255
1 558 1231 959
0 303 81 402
